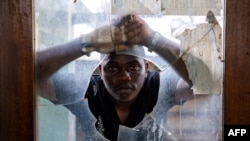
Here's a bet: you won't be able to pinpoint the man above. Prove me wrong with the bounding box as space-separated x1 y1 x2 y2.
36 14 193 141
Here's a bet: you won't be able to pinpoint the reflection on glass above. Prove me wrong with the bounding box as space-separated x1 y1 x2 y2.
35 0 224 141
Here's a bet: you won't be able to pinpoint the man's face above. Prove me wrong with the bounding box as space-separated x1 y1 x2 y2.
99 54 148 103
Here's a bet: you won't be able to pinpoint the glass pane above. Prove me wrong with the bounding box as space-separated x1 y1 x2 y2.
35 0 224 140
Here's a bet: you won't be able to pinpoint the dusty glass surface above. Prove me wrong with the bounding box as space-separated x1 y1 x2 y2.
35 0 224 140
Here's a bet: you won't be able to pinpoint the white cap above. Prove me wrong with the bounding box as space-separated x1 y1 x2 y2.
100 45 162 71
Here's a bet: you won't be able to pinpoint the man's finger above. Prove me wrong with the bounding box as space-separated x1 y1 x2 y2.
125 22 142 33
125 28 141 42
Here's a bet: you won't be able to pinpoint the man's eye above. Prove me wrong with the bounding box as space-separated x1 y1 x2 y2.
107 66 118 72
129 64 141 71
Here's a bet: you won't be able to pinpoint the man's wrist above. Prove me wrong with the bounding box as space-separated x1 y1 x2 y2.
152 32 161 47
80 34 94 55
147 32 161 52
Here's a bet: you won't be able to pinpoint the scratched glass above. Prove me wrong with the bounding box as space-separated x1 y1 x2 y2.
35 0 224 140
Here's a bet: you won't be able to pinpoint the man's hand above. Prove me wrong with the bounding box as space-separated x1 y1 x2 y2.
83 16 143 54
82 25 126 53
122 15 155 47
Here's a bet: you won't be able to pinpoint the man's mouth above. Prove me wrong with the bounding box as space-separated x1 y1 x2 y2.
116 88 133 93
115 85 134 94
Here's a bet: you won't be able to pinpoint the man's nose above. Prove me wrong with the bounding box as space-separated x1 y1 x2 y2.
119 70 131 81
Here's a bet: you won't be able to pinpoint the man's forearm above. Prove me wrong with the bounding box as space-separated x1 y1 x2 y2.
147 33 193 86
36 36 86 80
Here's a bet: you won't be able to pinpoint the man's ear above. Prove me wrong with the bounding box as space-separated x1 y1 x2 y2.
98 65 103 79
145 61 148 70
145 61 149 71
